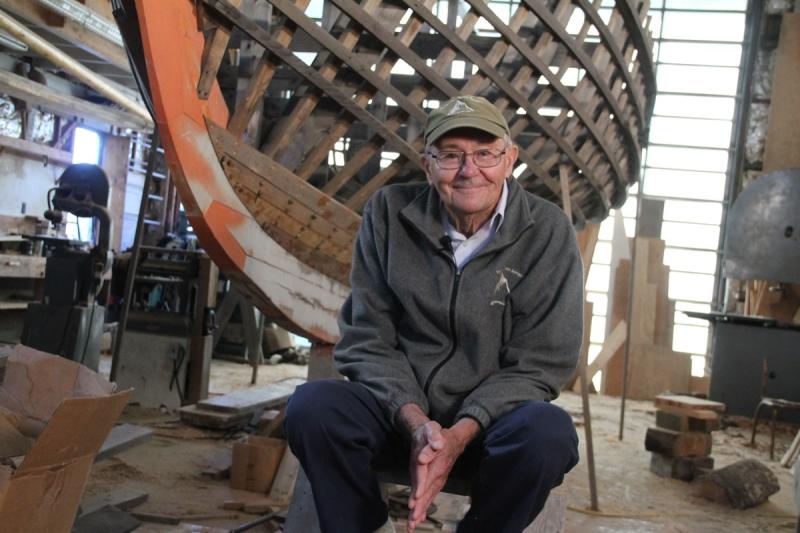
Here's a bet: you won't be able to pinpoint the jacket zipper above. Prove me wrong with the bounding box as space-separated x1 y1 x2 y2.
423 248 461 395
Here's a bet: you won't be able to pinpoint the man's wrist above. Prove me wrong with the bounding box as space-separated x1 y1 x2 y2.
450 417 481 448
397 403 430 438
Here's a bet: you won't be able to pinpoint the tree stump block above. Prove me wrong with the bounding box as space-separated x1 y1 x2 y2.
693 459 780 509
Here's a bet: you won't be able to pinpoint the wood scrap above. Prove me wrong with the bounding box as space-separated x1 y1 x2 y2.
129 511 181 525
655 410 720 433
221 500 245 511
572 319 627 392
179 404 251 429
780 429 800 468
693 459 780 509
71 505 141 533
649 454 713 482
202 449 232 480
95 424 153 462
655 394 725 413
197 378 304 414
242 502 273 514
80 488 149 515
645 428 711 457
259 406 286 438
266 448 300 506
130 511 238 524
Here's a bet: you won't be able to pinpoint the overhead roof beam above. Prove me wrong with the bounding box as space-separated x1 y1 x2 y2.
0 68 152 131
0 0 130 72
0 7 152 127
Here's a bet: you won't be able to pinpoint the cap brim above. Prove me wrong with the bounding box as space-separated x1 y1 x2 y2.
425 116 509 149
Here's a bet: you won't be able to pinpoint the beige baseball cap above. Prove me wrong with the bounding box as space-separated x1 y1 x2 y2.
423 95 511 149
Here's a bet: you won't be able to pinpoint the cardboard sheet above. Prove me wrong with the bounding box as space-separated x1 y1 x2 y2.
0 345 130 533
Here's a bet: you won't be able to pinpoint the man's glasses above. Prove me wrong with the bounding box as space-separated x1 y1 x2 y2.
427 148 507 170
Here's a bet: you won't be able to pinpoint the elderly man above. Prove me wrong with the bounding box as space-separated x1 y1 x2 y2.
285 96 582 533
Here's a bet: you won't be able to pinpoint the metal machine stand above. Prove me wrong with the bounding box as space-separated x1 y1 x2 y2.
21 164 113 370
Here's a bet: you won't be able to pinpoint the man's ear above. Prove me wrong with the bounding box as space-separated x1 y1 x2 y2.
505 144 519 175
421 153 434 184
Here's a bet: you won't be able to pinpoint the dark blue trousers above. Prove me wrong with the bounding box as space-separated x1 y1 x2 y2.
284 380 579 533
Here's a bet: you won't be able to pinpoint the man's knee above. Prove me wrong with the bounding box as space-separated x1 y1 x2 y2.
490 401 579 469
284 379 344 440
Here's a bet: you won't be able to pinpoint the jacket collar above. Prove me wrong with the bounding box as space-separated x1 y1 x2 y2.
400 178 535 255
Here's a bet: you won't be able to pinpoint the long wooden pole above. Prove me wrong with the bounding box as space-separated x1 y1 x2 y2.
573 222 600 511
0 8 153 128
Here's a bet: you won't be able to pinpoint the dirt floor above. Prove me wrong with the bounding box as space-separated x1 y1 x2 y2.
85 357 800 532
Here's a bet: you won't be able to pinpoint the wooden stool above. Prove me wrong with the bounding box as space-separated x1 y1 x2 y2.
750 358 800 460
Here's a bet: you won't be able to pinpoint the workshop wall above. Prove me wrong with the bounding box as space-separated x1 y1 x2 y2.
0 153 64 221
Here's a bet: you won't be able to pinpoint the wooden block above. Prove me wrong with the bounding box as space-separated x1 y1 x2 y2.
259 406 286 438
649 453 713 481
267 448 300 506
655 410 720 433
645 427 712 457
694 459 780 509
198 378 305 414
655 394 725 413
231 436 286 493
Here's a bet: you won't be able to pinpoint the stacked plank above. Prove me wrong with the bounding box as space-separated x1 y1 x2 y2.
179 378 304 429
645 394 724 481
603 237 693 399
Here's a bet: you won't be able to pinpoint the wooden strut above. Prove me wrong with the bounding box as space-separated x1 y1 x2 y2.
205 0 422 167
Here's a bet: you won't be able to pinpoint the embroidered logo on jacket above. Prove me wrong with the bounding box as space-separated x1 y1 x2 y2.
490 267 522 306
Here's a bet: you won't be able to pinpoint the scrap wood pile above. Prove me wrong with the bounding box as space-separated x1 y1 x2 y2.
644 393 783 510
645 394 723 482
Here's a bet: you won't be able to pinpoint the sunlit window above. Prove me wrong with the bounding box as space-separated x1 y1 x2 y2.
586 1 747 380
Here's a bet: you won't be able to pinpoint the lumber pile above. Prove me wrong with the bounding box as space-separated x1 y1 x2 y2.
603 237 692 400
645 394 724 481
179 377 304 429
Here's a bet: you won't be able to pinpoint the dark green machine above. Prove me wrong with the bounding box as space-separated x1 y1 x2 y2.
21 164 113 371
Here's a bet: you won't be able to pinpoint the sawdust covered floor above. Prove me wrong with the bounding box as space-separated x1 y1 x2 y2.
86 358 799 532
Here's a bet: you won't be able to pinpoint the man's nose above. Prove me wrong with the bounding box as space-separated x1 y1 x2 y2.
458 154 480 176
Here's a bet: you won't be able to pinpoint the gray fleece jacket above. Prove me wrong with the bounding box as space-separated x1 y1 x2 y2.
334 178 583 429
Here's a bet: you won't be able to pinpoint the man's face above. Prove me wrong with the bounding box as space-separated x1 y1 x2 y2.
422 129 518 223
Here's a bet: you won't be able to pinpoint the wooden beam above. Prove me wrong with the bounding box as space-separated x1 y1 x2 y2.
573 319 627 392
265 0 428 124
196 0 242 100
0 133 72 167
101 136 132 252
0 69 151 131
463 0 611 212
204 0 421 166
0 0 131 72
0 8 152 127
559 164 573 222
